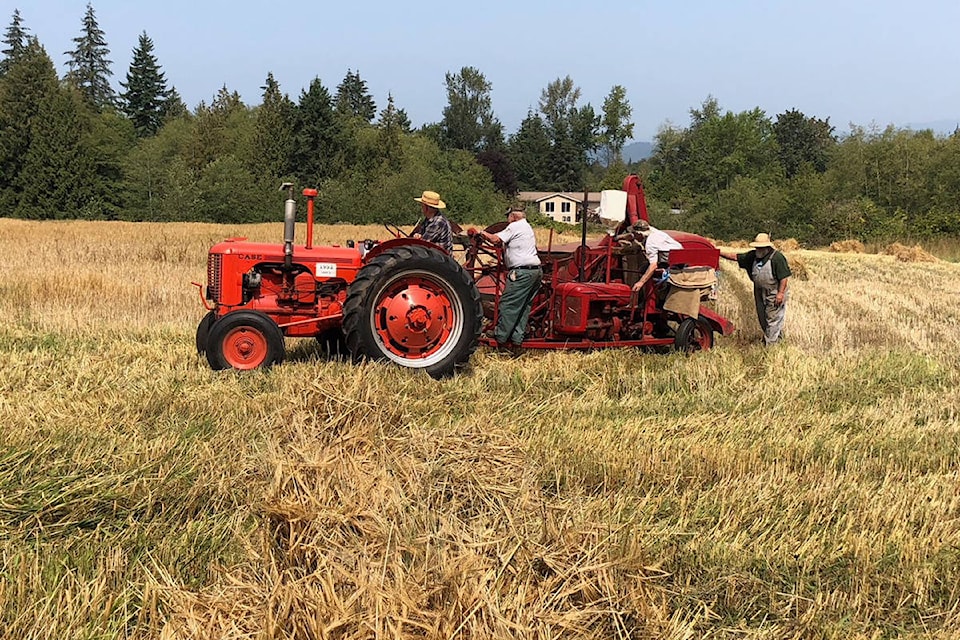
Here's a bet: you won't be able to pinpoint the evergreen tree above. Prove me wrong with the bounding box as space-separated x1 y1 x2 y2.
376 93 405 171
0 37 59 212
0 9 29 77
120 31 169 137
87 109 135 217
507 110 551 190
291 77 344 185
64 2 116 110
335 69 376 122
16 85 99 219
394 103 412 133
187 86 249 171
537 76 598 190
163 85 188 120
250 72 295 181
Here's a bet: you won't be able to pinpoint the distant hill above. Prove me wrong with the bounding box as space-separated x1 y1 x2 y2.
623 140 653 163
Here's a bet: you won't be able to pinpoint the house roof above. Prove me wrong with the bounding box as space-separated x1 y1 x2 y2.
518 191 602 204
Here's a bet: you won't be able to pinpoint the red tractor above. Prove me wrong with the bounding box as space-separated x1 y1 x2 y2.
194 177 733 378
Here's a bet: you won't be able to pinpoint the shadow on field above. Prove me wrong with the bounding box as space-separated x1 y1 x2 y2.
285 333 350 364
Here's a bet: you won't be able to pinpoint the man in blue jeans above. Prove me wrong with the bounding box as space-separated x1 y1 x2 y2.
474 208 542 348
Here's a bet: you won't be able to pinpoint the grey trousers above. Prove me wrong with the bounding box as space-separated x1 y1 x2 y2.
754 286 788 345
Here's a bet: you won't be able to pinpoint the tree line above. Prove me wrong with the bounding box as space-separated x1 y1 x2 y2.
2 5 959 243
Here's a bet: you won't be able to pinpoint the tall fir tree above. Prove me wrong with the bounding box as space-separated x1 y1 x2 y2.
163 86 188 120
250 72 295 182
376 93 405 171
120 31 168 137
292 77 344 186
507 110 551 190
16 85 100 219
335 69 376 122
0 37 59 212
0 9 29 77
64 2 116 110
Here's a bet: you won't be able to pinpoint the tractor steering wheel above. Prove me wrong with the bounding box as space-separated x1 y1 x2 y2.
463 226 503 271
384 223 409 239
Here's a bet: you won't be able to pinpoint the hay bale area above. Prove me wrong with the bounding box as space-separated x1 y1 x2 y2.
785 252 809 281
882 242 939 263
775 238 801 252
154 410 675 639
725 240 751 249
829 240 866 253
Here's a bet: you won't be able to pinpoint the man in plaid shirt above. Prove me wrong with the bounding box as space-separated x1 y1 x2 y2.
412 190 453 253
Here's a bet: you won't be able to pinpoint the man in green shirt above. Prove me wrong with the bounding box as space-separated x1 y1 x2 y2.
721 233 791 345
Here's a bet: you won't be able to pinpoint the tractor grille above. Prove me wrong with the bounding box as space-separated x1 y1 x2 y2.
206 254 222 303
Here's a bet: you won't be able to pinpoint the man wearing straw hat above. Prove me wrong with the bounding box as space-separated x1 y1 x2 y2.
721 233 791 345
412 190 453 253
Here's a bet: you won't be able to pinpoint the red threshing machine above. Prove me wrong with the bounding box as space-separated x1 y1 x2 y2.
194 177 734 378
464 175 733 352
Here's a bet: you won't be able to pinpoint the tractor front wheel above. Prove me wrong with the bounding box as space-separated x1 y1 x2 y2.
206 311 285 370
343 244 482 378
195 311 216 354
674 315 714 352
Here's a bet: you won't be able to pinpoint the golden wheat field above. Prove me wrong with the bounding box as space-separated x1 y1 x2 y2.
1 218 960 640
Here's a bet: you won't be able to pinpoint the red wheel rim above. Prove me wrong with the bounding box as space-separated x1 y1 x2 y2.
373 274 458 363
222 326 269 369
693 321 713 350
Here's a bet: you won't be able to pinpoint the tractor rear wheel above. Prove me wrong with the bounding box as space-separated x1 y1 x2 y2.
206 311 285 370
343 244 482 378
675 315 714 352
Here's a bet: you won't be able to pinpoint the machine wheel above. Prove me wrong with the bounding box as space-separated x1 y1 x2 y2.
674 315 714 352
343 244 482 378
195 311 216 354
206 311 285 371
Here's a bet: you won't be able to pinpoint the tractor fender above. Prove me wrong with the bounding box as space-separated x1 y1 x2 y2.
697 306 736 336
364 237 447 262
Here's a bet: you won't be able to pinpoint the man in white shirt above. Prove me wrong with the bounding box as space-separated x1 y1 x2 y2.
630 219 682 293
473 208 542 347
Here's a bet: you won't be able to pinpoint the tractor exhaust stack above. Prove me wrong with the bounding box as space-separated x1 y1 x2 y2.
281 182 296 268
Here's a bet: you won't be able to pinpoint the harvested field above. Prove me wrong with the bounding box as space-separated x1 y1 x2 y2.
2 219 960 639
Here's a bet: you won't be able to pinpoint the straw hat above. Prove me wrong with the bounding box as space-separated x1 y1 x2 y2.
749 233 775 248
414 190 446 209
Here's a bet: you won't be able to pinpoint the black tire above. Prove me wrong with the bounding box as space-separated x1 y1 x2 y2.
674 315 714 352
205 311 285 371
195 311 216 354
343 244 482 378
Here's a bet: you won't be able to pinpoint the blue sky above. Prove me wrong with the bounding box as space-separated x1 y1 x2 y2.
8 0 960 140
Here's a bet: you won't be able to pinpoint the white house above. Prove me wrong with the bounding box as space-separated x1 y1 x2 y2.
517 191 602 224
